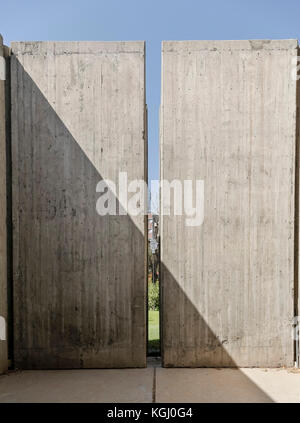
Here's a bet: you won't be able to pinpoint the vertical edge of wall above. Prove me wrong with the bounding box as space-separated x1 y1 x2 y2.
145 102 148 357
296 45 300 368
0 34 8 374
144 46 148 361
159 42 164 365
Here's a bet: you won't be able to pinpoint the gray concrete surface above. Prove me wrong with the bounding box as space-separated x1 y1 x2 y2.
0 369 153 403
156 368 300 403
0 34 8 375
11 41 147 369
160 39 297 367
0 365 299 403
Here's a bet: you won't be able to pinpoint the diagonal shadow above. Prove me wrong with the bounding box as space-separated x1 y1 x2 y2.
12 59 146 369
11 59 273 401
160 262 274 402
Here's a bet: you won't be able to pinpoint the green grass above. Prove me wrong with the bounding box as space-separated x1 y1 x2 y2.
148 310 160 355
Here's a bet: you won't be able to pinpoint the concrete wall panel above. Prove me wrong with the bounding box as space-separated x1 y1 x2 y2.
161 40 297 367
11 41 147 369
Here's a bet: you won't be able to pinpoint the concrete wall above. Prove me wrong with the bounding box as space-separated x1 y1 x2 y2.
11 41 147 369
161 40 297 367
0 35 7 374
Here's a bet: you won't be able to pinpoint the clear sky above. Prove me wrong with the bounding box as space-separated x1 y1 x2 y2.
1 0 300 185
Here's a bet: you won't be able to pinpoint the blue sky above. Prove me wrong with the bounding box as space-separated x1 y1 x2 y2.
1 0 300 184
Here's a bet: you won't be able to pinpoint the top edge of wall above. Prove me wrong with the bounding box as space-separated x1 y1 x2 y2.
162 39 298 52
10 41 145 55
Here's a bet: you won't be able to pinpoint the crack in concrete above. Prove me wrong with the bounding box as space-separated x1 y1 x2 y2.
152 367 156 403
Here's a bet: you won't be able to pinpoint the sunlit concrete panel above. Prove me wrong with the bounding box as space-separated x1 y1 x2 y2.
161 40 297 367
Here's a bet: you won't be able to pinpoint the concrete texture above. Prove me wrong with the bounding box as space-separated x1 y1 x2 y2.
156 368 300 403
0 35 7 375
11 41 147 369
0 369 153 403
0 366 299 403
160 40 298 367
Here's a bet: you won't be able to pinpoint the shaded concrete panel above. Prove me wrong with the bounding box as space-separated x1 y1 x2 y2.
161 40 297 367
0 35 7 374
11 42 147 368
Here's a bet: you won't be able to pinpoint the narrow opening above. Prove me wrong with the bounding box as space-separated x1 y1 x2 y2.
147 212 160 357
146 43 161 359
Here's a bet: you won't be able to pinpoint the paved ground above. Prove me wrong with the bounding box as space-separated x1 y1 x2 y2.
0 359 299 403
156 367 300 403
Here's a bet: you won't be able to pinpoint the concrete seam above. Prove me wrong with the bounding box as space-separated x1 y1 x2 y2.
152 367 156 403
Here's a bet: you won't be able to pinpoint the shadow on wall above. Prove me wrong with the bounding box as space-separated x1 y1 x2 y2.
12 61 273 401
12 61 146 369
160 262 274 402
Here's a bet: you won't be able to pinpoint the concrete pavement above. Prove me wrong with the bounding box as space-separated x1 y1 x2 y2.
156 367 300 403
0 368 153 403
0 359 300 403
